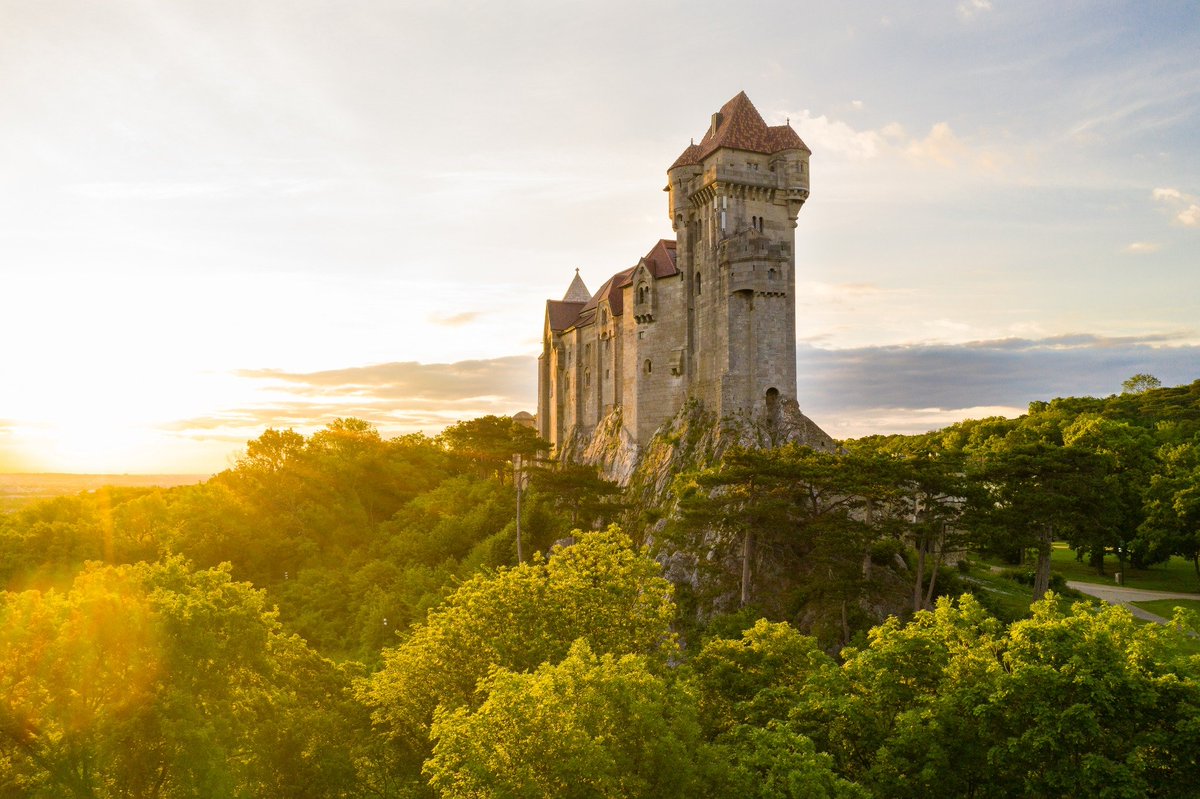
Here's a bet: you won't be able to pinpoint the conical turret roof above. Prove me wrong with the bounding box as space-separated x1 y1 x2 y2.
563 268 591 302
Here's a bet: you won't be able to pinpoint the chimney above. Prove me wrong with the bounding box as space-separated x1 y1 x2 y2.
710 112 722 135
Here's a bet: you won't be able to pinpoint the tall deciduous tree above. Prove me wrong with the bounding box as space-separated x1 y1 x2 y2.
425 640 703 799
357 529 677 773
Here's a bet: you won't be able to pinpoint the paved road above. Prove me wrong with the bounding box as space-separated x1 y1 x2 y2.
1066 581 1200 624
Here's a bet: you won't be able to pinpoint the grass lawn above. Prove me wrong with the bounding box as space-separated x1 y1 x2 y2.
1131 598 1200 618
1049 544 1200 594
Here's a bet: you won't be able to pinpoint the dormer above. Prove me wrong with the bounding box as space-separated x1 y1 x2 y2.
631 259 657 323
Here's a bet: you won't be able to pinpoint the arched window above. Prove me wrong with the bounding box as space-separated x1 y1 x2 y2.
638 283 648 304
695 272 702 295
644 359 652 374
585 369 591 388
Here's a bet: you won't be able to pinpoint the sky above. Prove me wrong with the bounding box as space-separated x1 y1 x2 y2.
1 0 1198 473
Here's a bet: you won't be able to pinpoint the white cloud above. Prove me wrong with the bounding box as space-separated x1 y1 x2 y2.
791 111 886 161
957 0 994 20
1150 186 1200 226
1124 241 1160 254
906 122 967 167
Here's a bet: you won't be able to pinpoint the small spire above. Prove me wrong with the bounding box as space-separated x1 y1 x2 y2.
563 269 591 303
690 137 694 145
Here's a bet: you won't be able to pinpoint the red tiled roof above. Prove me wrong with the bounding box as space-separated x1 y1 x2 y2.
645 239 678 278
582 266 635 317
669 91 809 170
551 240 679 331
546 300 586 332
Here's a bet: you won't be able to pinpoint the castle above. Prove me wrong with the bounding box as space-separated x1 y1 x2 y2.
538 92 830 457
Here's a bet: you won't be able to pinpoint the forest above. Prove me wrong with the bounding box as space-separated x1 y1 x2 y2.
1 378 1199 797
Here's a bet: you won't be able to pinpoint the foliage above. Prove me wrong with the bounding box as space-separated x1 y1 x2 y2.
357 528 677 766
798 594 1200 798
0 558 365 798
425 640 702 799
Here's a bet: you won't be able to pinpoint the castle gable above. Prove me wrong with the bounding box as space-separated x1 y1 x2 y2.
546 300 586 332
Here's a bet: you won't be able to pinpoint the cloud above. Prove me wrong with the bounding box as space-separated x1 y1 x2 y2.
1124 241 1160 254
957 0 993 20
797 334 1199 437
1151 186 1200 226
791 111 885 161
429 311 483 327
905 122 968 167
790 112 996 174
237 356 534 402
165 356 540 445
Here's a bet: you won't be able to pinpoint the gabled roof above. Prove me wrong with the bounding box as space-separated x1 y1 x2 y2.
562 268 590 302
582 266 635 317
546 300 586 332
669 91 809 170
644 239 678 279
619 239 678 288
547 240 678 333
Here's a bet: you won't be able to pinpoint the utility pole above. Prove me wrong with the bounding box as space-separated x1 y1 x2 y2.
513 453 524 564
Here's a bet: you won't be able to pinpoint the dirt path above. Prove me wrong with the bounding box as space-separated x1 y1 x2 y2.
1066 581 1200 624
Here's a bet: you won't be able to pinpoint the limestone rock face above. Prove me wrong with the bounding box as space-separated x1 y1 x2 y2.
560 407 642 487
560 398 836 520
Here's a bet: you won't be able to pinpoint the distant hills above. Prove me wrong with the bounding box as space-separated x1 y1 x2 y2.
0 473 211 512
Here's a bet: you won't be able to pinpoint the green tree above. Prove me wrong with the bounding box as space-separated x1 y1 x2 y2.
357 528 677 773
0 558 364 798
708 723 868 799
527 460 624 533
425 640 703 799
686 619 834 738
797 594 1200 799
1122 373 1162 394
1140 438 1200 581
966 438 1113 600
437 416 546 482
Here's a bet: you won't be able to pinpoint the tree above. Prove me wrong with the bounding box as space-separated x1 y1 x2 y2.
1122 373 1162 394
966 438 1113 601
708 723 869 799
527 460 624 533
686 619 834 738
1060 414 1155 576
425 640 703 799
1140 438 1200 581
0 558 365 798
796 594 1200 799
437 416 546 482
357 529 677 773
674 444 893 643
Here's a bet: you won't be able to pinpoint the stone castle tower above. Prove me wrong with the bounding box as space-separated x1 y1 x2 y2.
538 92 829 458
